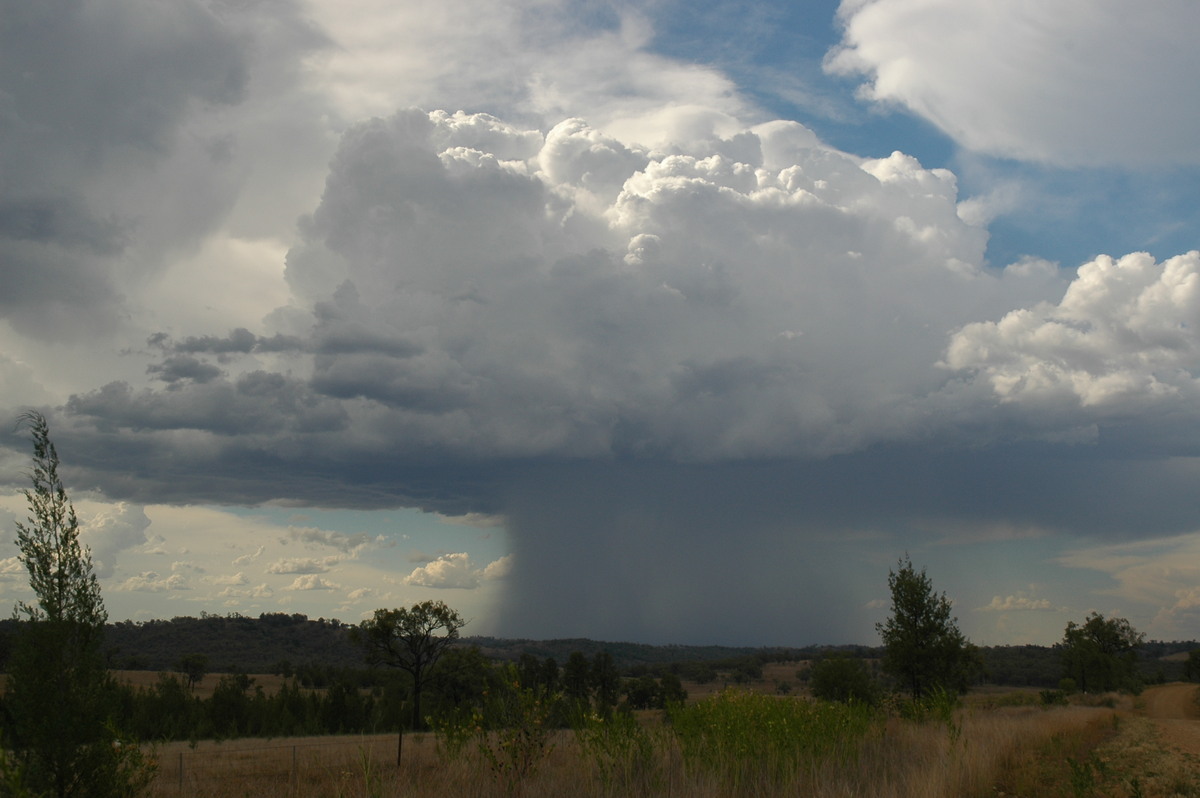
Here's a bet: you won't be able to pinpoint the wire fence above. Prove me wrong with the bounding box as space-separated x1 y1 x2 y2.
150 733 418 796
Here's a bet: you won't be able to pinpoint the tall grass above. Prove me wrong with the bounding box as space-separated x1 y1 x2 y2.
145 693 1131 798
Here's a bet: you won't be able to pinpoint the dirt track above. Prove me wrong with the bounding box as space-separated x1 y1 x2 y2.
1138 683 1200 756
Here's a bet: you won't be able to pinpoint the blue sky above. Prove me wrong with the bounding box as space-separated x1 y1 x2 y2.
2 0 1200 647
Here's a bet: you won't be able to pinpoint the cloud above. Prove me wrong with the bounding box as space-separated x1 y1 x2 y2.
116 571 190 593
826 1 1200 166
944 251 1200 431
49 108 1033 500
233 546 265 566
286 575 340 591
979 594 1054 613
80 502 151 579
266 557 336 575
405 552 508 590
286 526 371 554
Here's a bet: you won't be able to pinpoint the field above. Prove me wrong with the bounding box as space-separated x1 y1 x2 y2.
135 682 1200 798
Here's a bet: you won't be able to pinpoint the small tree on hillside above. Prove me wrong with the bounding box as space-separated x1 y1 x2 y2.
4 411 153 797
352 600 465 766
876 555 979 699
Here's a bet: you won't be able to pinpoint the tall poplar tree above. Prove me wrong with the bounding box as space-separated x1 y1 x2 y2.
4 412 151 797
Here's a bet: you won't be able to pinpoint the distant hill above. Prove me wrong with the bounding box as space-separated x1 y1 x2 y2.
0 613 1192 687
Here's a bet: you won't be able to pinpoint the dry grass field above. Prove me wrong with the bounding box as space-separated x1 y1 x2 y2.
112 671 293 701
134 683 1200 798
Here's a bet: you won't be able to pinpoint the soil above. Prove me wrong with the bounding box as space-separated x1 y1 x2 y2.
1137 682 1200 756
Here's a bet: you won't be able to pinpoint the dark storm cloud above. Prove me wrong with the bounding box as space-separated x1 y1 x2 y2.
147 355 223 386
65 373 347 436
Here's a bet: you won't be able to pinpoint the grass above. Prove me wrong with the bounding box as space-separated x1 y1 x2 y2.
135 686 1200 798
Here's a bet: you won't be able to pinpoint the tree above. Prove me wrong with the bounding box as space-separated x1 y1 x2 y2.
4 411 152 797
177 653 209 692
809 654 879 705
1060 613 1144 693
1184 649 1200 683
876 555 979 699
352 600 465 765
590 651 620 718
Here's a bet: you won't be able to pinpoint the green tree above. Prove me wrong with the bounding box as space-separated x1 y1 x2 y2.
352 600 465 765
876 555 979 699
809 654 879 705
590 651 620 719
562 651 592 708
4 411 153 797
176 653 209 692
1060 613 1144 693
1184 649 1200 682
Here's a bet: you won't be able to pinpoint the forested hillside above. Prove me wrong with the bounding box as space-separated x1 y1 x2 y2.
0 612 1193 687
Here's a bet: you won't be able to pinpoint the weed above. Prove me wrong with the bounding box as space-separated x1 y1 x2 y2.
574 709 662 795
428 706 476 762
670 689 877 788
1066 755 1094 797
477 685 556 798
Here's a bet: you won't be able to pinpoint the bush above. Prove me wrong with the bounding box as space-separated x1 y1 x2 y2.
669 690 877 787
809 655 879 705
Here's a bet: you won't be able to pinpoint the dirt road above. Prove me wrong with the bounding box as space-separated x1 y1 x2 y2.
1138 683 1200 756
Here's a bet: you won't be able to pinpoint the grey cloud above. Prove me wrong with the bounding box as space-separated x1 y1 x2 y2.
0 198 126 254
66 372 348 436
147 355 223 386
0 0 323 340
166 329 307 356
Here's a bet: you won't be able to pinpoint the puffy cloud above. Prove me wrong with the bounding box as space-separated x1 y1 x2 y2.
945 251 1200 429
827 0 1200 166
405 552 508 589
286 575 340 591
53 107 1032 504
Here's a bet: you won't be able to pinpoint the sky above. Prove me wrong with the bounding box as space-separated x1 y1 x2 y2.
2 0 1200 648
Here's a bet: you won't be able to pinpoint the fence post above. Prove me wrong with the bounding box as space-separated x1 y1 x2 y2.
292 745 298 792
178 752 183 791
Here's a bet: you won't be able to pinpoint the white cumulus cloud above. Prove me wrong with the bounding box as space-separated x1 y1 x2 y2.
405 552 510 590
945 251 1200 417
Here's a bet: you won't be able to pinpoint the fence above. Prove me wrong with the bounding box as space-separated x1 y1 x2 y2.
149 733 426 796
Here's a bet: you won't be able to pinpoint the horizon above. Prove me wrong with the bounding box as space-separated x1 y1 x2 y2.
4 1 1200 649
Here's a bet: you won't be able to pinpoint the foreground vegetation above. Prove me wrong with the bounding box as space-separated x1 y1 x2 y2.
137 686 1200 798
